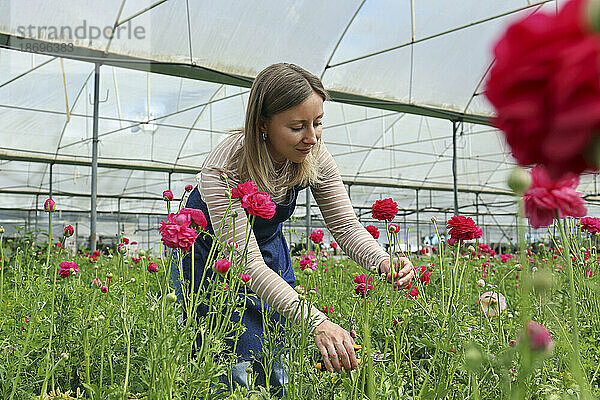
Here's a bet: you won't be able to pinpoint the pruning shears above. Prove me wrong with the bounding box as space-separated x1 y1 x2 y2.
315 344 391 371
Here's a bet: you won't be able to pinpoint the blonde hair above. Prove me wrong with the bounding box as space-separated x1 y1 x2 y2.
231 63 329 194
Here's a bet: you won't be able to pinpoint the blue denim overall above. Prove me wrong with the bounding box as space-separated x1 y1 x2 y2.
171 184 303 394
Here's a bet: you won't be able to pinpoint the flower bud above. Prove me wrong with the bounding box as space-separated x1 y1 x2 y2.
298 294 305 301
44 198 55 212
431 216 437 223
63 225 74 237
162 190 173 201
166 292 178 303
309 289 316 296
245 365 253 375
464 346 482 371
219 172 228 182
61 352 69 360
370 266 378 274
138 249 146 257
467 245 475 252
507 167 532 194
295 285 305 294
304 268 313 276
0 226 4 234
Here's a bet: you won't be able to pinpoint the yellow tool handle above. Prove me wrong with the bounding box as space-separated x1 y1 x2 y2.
315 358 362 370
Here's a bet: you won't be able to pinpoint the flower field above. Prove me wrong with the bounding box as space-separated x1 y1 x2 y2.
1 202 600 399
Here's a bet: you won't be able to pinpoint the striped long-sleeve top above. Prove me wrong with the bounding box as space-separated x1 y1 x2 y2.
197 133 389 329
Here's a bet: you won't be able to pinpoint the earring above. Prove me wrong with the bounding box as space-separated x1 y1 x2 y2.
261 131 268 141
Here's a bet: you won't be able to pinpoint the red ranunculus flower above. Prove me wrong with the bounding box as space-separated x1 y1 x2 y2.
185 184 194 192
524 165 586 228
321 306 334 315
214 259 231 274
330 241 338 249
446 216 483 245
580 216 600 234
309 229 324 244
371 198 398 221
162 190 174 201
179 208 208 231
485 0 600 178
158 213 198 251
241 191 276 219
232 180 259 199
388 223 401 233
147 262 158 273
365 225 380 239
121 237 129 244
353 274 374 297
63 225 74 237
100 286 108 293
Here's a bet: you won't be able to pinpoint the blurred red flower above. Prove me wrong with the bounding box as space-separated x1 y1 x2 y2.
365 225 380 239
485 0 600 178
580 216 600 234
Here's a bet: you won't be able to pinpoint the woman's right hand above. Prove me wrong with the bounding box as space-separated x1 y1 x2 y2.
313 319 359 373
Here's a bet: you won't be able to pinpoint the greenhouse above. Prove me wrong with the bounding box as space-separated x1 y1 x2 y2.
1 0 600 399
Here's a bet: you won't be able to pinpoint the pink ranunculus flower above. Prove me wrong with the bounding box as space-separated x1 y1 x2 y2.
353 274 374 297
299 254 317 271
100 286 108 293
523 165 587 228
232 180 259 199
179 208 208 231
479 291 507 317
58 261 80 278
309 229 324 244
525 321 554 352
185 184 194 192
242 191 276 219
158 213 198 251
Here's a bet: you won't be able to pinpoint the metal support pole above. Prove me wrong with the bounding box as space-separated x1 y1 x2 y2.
168 172 172 191
147 214 151 249
90 62 101 252
475 193 480 225
75 222 78 253
35 195 39 232
415 189 420 249
305 189 312 250
49 162 54 199
117 197 121 241
452 120 459 216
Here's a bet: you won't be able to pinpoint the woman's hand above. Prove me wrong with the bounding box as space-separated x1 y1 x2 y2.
313 319 359 373
379 256 415 290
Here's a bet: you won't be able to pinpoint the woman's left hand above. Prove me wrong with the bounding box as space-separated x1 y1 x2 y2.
379 257 415 290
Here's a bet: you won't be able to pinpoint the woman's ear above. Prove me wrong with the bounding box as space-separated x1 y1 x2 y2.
258 117 268 134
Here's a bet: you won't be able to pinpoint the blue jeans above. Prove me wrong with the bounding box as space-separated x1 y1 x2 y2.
216 355 289 398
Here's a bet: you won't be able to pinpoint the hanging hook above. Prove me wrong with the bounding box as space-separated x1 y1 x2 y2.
88 89 109 105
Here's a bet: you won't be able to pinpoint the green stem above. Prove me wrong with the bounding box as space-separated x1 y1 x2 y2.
556 214 591 399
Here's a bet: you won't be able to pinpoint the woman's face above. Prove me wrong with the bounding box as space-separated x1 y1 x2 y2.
261 91 324 164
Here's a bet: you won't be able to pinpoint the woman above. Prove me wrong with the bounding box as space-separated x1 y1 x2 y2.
172 63 415 394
